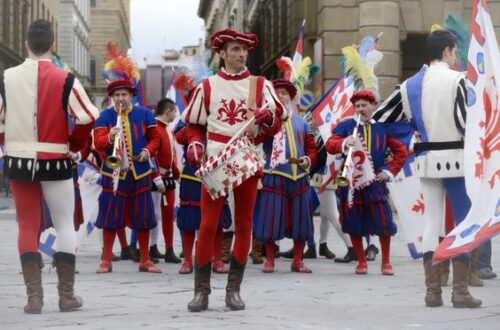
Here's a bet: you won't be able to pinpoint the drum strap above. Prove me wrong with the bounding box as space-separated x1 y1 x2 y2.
246 76 259 136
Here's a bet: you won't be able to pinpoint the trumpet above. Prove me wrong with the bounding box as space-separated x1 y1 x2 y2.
335 114 362 187
104 103 123 169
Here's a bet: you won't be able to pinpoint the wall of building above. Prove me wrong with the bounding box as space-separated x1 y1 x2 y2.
89 0 131 101
59 0 91 86
0 0 60 70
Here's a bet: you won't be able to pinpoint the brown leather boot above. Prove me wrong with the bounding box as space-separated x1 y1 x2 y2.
452 256 482 308
20 252 44 314
149 244 165 259
53 252 83 312
221 232 233 264
423 252 443 307
251 237 263 264
164 247 181 264
187 262 211 312
468 248 484 287
225 257 246 311
440 259 450 286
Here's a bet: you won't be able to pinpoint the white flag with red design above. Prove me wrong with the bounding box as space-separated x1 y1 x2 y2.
435 0 500 262
386 155 425 259
345 134 376 207
270 125 287 168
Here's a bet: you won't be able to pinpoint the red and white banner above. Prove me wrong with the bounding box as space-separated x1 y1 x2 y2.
345 135 376 207
435 0 500 262
386 155 425 259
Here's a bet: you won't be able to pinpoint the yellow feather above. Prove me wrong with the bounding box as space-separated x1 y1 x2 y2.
293 57 312 95
341 46 376 92
430 24 442 32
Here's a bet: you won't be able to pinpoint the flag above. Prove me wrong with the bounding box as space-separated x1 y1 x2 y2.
292 19 305 67
434 0 500 262
386 154 425 259
270 125 287 168
310 75 355 143
345 134 376 207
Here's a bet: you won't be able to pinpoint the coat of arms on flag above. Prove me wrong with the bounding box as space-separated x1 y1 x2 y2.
434 0 500 262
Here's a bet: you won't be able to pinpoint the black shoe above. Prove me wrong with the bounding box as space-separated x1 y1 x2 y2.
129 244 140 263
319 243 336 259
365 244 379 262
164 247 182 264
280 248 294 259
111 253 121 262
334 247 357 263
179 250 185 258
120 246 133 260
274 243 280 259
303 245 317 259
151 257 160 264
149 244 165 259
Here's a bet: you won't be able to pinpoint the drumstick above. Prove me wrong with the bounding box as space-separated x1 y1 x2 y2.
226 101 270 146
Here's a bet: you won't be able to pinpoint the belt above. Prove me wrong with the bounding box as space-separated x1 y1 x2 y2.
208 132 231 144
6 141 69 154
414 141 464 155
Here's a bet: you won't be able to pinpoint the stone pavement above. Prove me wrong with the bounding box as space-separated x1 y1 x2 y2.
0 202 499 329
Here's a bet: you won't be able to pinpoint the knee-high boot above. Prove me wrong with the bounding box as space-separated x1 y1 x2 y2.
423 252 443 307
451 256 482 308
187 262 211 312
225 257 246 310
53 252 83 312
468 248 484 287
20 252 44 314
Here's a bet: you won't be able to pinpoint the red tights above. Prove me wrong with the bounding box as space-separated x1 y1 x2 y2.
195 177 258 266
161 190 175 249
103 228 151 264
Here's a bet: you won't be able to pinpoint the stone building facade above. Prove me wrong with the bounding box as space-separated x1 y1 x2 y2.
59 0 92 87
89 0 131 103
0 0 59 70
198 0 500 100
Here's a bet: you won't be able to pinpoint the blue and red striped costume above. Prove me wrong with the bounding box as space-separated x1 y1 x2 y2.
94 105 160 230
255 114 317 243
328 119 407 237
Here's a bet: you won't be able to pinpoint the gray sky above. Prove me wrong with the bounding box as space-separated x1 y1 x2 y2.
130 0 205 66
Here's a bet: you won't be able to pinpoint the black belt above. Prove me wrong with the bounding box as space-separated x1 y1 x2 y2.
414 141 464 155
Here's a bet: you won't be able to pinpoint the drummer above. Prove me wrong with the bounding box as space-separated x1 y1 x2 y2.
181 28 287 312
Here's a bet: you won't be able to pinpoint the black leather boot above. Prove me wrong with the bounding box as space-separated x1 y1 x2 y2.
187 262 211 312
225 257 246 311
319 243 336 259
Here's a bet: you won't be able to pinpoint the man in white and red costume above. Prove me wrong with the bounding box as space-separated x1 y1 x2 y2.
182 28 286 312
0 20 98 314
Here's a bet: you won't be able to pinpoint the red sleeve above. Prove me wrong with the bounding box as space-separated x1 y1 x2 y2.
79 135 93 160
186 124 206 145
174 126 189 146
93 127 111 152
145 126 161 155
68 123 94 152
254 113 281 145
325 134 345 155
171 161 180 179
0 132 4 145
386 136 408 176
304 133 317 169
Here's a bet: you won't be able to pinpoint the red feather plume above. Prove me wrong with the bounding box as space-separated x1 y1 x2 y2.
106 42 139 81
173 74 195 92
276 58 293 81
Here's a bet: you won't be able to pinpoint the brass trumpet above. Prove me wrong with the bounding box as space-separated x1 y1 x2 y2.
335 114 362 187
104 103 123 169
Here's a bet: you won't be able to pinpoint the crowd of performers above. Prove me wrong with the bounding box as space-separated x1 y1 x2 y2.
0 20 494 315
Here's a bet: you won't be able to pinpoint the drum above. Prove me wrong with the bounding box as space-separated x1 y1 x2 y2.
196 136 264 200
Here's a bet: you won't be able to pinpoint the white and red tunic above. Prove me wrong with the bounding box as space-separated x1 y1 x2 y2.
0 58 98 181
181 68 287 157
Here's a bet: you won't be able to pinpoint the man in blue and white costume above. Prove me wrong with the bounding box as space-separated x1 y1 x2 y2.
372 29 481 308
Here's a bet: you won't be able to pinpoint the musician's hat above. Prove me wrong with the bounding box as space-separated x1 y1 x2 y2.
350 90 377 104
211 28 259 53
107 79 137 96
272 79 297 99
